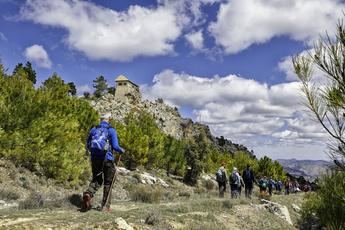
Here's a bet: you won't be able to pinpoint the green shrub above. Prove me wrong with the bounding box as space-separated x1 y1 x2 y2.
129 184 162 203
0 72 97 186
300 171 345 229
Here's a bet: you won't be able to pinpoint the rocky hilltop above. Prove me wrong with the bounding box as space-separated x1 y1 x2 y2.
91 92 254 157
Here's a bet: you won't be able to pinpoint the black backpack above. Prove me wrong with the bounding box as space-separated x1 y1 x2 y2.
216 170 226 182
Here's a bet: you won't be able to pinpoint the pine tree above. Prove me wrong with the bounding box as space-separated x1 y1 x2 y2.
68 82 77 96
93 75 108 98
23 62 37 84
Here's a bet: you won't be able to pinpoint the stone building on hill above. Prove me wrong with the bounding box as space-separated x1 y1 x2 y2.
114 75 141 103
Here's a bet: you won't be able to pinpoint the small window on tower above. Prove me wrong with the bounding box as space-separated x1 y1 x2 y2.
118 83 123 86
123 83 127 86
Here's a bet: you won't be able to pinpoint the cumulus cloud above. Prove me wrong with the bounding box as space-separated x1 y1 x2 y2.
142 70 328 153
278 49 329 84
19 0 182 62
185 30 204 51
77 84 92 95
158 0 221 28
209 0 345 54
24 44 52 68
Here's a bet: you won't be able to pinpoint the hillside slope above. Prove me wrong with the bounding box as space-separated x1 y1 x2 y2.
0 159 303 229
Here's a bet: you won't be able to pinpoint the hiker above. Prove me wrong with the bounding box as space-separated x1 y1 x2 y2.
238 172 245 197
81 112 125 212
215 163 227 198
276 180 283 194
229 167 240 199
267 177 275 196
284 178 291 195
242 164 255 199
258 176 268 195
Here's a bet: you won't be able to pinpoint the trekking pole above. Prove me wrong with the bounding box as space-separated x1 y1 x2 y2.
103 153 121 210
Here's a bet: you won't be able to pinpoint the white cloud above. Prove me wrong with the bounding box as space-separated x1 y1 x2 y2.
158 0 221 28
209 0 345 54
142 69 329 159
278 49 329 83
19 0 182 62
185 30 204 50
0 32 7 41
77 84 92 95
24 44 52 68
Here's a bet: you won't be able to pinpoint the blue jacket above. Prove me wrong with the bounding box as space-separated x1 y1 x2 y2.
87 121 124 161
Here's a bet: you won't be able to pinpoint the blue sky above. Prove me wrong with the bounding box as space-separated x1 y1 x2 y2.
1 0 344 160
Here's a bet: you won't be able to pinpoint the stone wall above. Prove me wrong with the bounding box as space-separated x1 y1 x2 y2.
114 81 141 104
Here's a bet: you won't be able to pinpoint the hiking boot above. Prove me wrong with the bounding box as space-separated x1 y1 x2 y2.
96 205 111 212
81 193 92 212
102 206 111 212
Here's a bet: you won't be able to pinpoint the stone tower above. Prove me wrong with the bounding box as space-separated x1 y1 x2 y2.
114 75 141 103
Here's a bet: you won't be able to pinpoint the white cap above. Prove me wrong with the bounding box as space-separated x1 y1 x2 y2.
100 112 111 119
233 167 238 171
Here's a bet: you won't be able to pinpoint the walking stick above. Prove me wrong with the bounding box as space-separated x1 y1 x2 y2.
103 153 121 210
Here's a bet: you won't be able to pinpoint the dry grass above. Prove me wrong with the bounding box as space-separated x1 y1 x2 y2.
0 188 20 201
129 184 163 203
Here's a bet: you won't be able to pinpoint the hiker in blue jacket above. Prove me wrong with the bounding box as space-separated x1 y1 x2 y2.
81 112 125 212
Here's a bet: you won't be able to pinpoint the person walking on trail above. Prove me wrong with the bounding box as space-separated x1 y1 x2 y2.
81 112 125 212
276 180 283 194
230 167 240 199
216 163 227 198
258 176 268 195
284 178 291 195
268 177 275 196
242 164 255 199
238 173 245 197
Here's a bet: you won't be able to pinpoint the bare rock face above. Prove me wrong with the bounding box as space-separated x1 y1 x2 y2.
260 199 293 225
92 94 184 139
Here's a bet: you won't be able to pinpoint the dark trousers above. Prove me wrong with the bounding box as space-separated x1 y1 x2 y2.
85 159 115 208
268 186 273 196
218 181 226 198
230 184 239 198
244 183 253 199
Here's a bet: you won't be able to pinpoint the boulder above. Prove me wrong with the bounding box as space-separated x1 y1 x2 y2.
139 172 169 187
260 199 293 225
113 217 133 230
117 167 130 176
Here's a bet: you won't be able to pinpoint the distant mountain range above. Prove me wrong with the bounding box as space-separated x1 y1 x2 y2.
277 158 331 180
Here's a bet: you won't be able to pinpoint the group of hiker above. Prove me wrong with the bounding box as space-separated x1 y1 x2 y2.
257 176 316 196
215 163 314 198
216 163 255 199
81 112 316 212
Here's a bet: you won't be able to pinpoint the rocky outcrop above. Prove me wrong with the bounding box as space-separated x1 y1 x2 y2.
260 199 293 225
91 93 254 156
91 94 184 139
